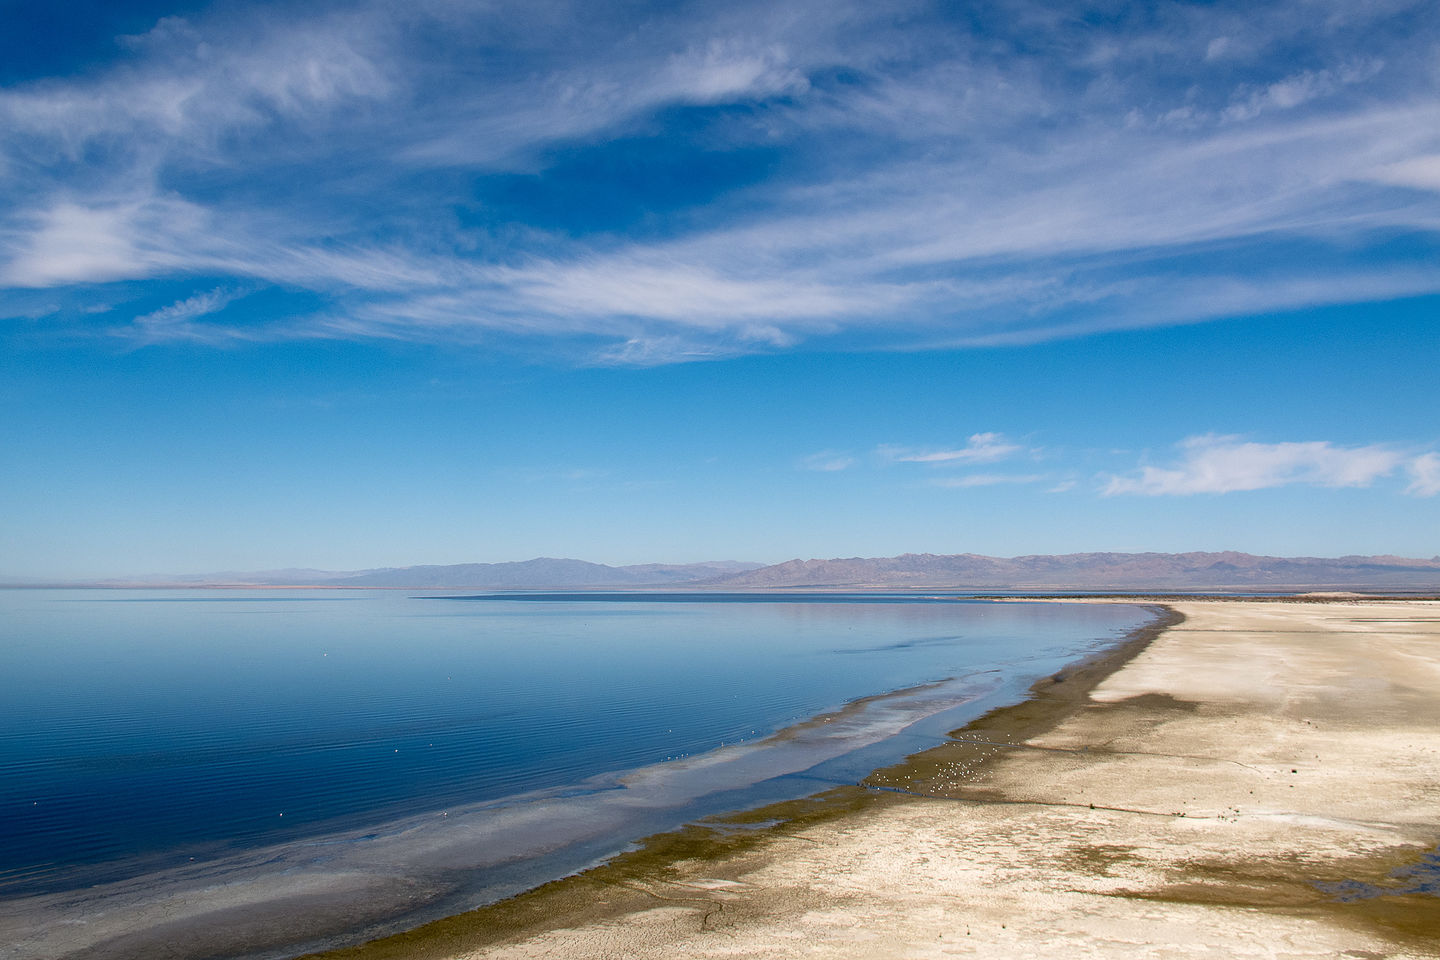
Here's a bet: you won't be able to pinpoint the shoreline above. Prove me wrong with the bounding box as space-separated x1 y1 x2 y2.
301 599 1440 959
297 602 1182 960
0 597 1153 960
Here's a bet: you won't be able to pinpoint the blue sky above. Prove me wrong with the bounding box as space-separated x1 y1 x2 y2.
2 0 1438 578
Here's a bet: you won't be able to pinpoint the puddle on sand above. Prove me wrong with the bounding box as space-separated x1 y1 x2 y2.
1316 846 1440 900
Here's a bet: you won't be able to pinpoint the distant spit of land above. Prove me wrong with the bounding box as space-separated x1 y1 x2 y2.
15 550 1440 591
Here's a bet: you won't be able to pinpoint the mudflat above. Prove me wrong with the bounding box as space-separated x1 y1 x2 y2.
309 599 1440 960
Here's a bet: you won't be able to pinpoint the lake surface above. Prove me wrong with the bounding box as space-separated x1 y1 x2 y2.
0 590 1153 960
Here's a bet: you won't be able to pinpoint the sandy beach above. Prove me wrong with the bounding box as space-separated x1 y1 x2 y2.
309 599 1440 960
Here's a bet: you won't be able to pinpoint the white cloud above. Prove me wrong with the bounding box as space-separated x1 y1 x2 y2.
3 0 1440 362
400 9 831 168
592 334 738 366
0 13 389 151
2 203 149 286
1222 62 1383 123
487 256 882 324
123 287 242 344
1408 452 1440 496
1368 154 1440 192
661 39 808 103
879 433 1024 465
1104 435 1408 496
799 451 855 472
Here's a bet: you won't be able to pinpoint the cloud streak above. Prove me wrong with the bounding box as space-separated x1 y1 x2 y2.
1104 435 1432 496
123 287 244 344
879 434 1024 465
799 451 856 472
2 0 1439 361
1408 453 1440 497
807 430 1436 501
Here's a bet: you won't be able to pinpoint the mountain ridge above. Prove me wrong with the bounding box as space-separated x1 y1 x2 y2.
706 551 1440 589
62 558 765 589
33 551 1440 590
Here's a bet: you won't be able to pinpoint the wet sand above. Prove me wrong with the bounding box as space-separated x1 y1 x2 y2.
306 599 1440 960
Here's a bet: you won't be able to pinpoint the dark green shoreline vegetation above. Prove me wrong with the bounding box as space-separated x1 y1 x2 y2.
300 604 1186 960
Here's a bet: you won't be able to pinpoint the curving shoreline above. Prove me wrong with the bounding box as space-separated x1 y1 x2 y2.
302 599 1440 960
296 603 1181 960
0 598 1152 960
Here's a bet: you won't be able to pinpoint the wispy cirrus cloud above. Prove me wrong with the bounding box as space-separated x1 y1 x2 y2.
2 0 1439 362
1221 61 1383 123
879 433 1024 465
122 287 244 344
798 451 856 472
1408 453 1440 497
1104 434 1435 496
2 202 150 288
804 431 1437 501
1369 155 1440 192
0 9 390 190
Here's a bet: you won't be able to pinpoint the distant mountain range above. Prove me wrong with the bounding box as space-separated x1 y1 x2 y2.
706 551 1440 590
326 558 762 588
74 559 765 589
43 551 1440 591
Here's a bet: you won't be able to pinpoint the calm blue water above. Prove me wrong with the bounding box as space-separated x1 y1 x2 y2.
0 590 1150 907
